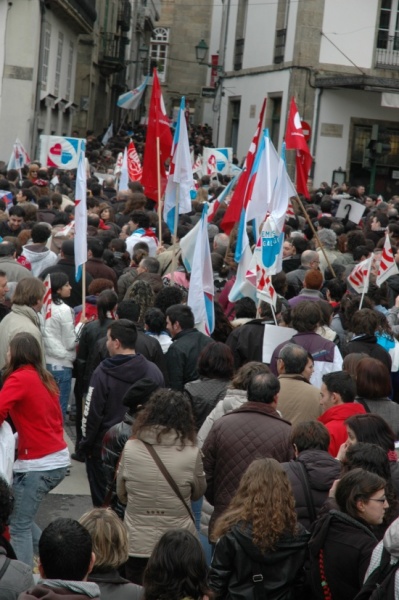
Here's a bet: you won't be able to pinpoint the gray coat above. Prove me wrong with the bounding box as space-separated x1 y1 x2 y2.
0 547 34 599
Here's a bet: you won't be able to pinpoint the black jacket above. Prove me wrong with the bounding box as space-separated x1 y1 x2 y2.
309 510 378 600
184 377 229 430
281 450 342 531
209 522 310 600
166 328 212 391
225 319 273 369
101 412 135 518
344 334 392 371
80 354 164 456
90 329 168 385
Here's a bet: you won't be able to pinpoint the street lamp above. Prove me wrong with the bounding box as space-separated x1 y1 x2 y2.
138 43 149 62
195 39 209 64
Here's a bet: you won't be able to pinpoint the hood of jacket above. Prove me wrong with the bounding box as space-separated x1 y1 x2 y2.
99 353 152 384
22 245 52 263
318 402 365 425
20 580 100 599
233 522 309 564
297 449 341 492
384 517 399 558
308 510 376 557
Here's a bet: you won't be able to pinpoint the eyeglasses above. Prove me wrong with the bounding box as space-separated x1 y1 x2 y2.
369 497 387 504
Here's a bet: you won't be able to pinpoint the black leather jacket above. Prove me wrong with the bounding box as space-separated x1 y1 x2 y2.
209 522 309 600
101 412 135 518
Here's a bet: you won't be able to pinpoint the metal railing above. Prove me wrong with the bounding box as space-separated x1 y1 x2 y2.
376 35 399 68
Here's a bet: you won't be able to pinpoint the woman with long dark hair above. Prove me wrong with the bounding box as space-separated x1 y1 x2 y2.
0 333 69 567
345 413 399 496
143 530 210 600
209 458 309 599
42 271 76 417
309 469 386 600
117 388 206 585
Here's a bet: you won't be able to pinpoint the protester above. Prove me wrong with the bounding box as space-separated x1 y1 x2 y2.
117 388 206 584
79 508 142 600
209 458 309 599
0 333 69 567
42 271 76 418
309 469 386 600
143 530 210 600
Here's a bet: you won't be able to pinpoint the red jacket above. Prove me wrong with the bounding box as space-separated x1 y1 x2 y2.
0 365 66 460
318 402 366 458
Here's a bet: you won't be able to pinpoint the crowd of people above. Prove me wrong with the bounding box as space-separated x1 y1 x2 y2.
2 142 399 599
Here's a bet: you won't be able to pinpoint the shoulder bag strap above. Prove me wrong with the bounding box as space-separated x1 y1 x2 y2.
142 440 195 524
295 461 317 524
0 557 10 580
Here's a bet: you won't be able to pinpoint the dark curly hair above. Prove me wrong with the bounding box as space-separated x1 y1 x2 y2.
132 389 196 446
143 529 209 600
0 476 14 534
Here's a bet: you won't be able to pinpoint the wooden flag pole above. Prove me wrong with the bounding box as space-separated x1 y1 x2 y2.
81 263 86 319
170 186 180 285
156 136 163 246
294 195 336 278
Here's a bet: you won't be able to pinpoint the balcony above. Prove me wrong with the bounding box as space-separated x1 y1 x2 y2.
376 36 399 69
234 38 244 71
98 32 126 77
49 0 97 34
142 0 160 30
118 0 132 33
274 29 286 64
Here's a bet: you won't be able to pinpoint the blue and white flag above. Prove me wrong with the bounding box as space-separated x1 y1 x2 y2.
74 144 87 281
118 147 129 191
101 122 113 145
228 207 256 303
187 204 214 335
163 96 193 233
117 75 149 110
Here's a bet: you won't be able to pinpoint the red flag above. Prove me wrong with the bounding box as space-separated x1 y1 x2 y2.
285 97 312 199
221 98 267 234
127 140 142 181
141 69 173 202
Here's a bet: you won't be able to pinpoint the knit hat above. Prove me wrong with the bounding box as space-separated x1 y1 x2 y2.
122 378 160 412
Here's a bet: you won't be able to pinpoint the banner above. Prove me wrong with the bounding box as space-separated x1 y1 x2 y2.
39 136 85 170
203 147 232 176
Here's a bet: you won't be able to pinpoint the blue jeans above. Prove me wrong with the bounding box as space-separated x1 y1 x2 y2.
47 365 72 418
10 467 67 567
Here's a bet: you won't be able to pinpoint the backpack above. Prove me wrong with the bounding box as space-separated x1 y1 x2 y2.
354 546 399 600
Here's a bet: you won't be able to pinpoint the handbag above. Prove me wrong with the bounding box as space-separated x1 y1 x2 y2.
142 441 195 524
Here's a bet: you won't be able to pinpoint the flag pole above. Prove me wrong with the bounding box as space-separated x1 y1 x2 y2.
271 303 278 326
82 263 86 319
156 136 163 246
170 186 180 284
294 194 336 278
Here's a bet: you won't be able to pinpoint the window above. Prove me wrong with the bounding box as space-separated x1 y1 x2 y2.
376 0 399 67
66 41 74 101
41 23 51 91
54 31 64 97
150 27 169 82
234 0 247 70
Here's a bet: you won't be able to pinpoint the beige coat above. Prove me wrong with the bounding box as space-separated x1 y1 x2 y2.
116 426 206 557
277 374 321 426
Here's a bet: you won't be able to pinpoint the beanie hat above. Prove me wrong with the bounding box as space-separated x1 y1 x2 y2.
122 378 160 412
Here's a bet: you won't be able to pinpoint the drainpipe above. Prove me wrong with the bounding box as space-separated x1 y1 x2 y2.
310 87 323 178
31 0 47 159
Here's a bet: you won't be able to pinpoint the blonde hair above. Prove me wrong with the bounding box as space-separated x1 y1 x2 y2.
212 458 297 551
79 508 128 570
